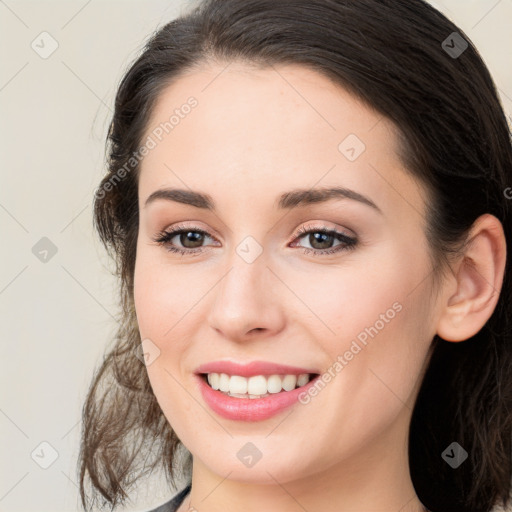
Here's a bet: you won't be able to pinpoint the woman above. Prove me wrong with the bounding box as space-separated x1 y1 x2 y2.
78 1 512 511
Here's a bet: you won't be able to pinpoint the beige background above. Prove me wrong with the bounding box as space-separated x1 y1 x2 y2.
1 1 511 511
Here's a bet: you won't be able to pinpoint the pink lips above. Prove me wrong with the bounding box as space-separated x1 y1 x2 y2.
194 360 320 422
195 360 318 377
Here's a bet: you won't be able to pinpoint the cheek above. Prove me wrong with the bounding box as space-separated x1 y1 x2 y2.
297 246 413 341
133 247 202 339
133 249 198 428
302 244 433 402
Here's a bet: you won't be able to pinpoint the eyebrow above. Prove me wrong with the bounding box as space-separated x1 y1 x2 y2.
144 186 382 214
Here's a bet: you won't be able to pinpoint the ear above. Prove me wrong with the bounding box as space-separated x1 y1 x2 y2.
436 213 507 342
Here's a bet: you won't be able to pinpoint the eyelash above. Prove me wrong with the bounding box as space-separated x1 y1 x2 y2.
152 223 358 257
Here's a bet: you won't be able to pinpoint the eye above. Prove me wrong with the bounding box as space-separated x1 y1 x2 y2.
290 224 358 256
152 223 218 256
152 222 358 256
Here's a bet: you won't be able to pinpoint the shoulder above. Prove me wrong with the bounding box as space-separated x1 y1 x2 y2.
145 484 191 512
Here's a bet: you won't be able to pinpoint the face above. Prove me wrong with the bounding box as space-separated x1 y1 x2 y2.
134 61 440 485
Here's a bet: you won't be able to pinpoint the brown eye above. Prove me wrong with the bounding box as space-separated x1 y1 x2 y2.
152 224 217 255
307 232 335 250
178 231 205 249
292 225 358 256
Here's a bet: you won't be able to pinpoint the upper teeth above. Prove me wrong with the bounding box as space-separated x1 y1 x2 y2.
206 373 312 395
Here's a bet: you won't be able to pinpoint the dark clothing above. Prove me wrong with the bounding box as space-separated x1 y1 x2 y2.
146 484 191 512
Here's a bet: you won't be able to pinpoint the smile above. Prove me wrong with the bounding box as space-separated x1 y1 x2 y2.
204 372 315 398
195 371 320 422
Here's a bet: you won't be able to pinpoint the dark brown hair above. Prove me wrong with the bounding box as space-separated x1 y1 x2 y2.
79 1 512 511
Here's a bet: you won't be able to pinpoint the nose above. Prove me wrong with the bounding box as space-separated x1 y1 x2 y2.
207 255 285 342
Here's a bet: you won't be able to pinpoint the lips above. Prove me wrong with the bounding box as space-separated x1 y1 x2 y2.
194 360 319 377
193 360 321 421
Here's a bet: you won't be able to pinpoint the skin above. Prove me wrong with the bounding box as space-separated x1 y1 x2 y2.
133 61 506 512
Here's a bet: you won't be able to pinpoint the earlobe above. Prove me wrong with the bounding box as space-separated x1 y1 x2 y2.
436 214 507 343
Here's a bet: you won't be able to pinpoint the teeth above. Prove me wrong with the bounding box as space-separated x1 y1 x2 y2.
297 374 310 387
229 375 248 394
206 372 313 396
218 373 230 392
248 375 267 395
282 374 297 391
267 375 282 394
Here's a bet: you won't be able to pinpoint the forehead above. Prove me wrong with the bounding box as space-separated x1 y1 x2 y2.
138 62 428 221
143 61 392 155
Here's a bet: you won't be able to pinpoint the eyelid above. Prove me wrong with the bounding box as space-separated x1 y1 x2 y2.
291 221 355 241
155 221 219 240
154 221 353 242
153 223 218 244
152 220 358 256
